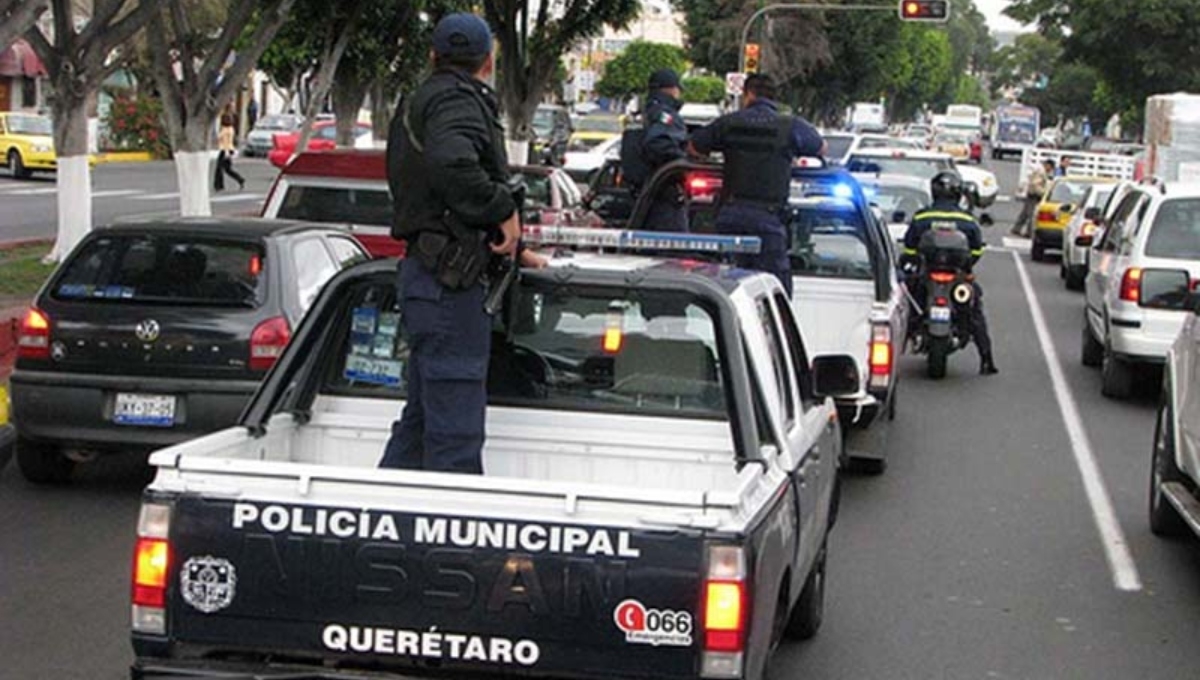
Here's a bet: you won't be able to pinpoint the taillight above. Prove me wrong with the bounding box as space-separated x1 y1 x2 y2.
250 316 291 371
934 296 949 307
929 271 956 284
1037 210 1056 223
1119 267 1142 303
132 503 172 635
701 545 746 678
17 307 51 360
869 323 892 391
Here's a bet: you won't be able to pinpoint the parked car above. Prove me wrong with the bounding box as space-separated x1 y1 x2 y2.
8 218 367 483
243 113 303 157
563 134 620 185
1 112 93 179
1060 181 1119 289
1032 176 1113 261
530 104 573 166
1148 286 1200 538
267 120 373 168
1082 180 1200 398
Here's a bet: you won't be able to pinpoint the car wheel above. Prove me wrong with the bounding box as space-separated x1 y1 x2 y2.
1150 395 1189 537
1065 265 1085 291
1059 258 1067 280
1081 317 1103 367
15 437 74 484
1031 237 1045 262
1101 338 1134 399
784 542 826 640
8 149 30 179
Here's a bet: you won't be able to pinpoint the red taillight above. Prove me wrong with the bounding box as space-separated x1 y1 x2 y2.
17 307 51 360
249 254 263 276
250 316 291 371
929 271 956 283
1037 210 1056 223
687 176 713 194
935 296 949 307
704 580 745 651
1119 267 1142 303
869 324 892 391
1081 221 1099 237
132 538 170 607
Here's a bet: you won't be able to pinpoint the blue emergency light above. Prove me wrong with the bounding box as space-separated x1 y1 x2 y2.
523 225 762 255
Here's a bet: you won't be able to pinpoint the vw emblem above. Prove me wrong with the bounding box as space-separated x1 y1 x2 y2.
135 319 160 343
180 556 237 614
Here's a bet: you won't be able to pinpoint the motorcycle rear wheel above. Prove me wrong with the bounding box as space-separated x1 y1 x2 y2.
927 336 950 379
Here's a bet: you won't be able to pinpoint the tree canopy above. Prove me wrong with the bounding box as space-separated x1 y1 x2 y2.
595 41 687 100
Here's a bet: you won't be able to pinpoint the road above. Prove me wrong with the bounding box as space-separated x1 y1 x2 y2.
0 157 282 244
2 155 1199 679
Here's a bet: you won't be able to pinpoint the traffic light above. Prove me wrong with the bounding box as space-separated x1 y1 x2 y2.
898 0 949 22
744 43 760 74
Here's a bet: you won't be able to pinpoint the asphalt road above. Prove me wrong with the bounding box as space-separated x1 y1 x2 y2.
2 154 1199 679
0 157 282 244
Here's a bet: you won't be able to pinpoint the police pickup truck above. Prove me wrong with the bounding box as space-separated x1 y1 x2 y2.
130 229 860 680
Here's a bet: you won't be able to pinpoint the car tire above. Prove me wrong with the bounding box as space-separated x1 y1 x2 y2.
1059 258 1067 280
1081 318 1103 367
1031 237 1045 262
1150 395 1189 537
783 543 826 641
853 457 886 475
8 149 30 180
927 336 950 379
1101 338 1134 399
15 437 74 484
1065 266 1085 291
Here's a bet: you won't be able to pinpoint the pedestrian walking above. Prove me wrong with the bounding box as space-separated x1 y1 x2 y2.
1012 159 1052 237
213 113 244 192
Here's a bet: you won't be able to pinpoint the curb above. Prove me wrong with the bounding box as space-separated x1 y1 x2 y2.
94 151 156 163
0 238 53 253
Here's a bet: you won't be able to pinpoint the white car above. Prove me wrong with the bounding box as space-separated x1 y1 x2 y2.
1082 180 1200 398
853 173 932 244
844 148 997 208
1061 180 1123 290
1149 288 1200 538
563 135 620 185
955 164 999 208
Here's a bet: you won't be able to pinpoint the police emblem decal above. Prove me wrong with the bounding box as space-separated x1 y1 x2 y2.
180 556 237 614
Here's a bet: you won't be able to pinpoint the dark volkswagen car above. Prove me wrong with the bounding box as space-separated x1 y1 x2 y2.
9 218 367 483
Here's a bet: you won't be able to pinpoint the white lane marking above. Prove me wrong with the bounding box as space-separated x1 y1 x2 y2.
8 187 57 195
132 192 180 201
1002 236 1031 251
995 195 1014 203
1012 250 1142 592
92 189 142 199
210 193 264 203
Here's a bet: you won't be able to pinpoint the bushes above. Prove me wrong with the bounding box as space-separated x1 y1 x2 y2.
103 94 170 159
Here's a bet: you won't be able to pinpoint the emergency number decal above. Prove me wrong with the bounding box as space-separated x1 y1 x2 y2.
180 556 237 614
613 599 693 647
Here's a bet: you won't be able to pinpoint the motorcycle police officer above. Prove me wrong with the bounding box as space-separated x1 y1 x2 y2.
902 171 999 375
380 13 521 473
638 69 689 232
688 74 825 294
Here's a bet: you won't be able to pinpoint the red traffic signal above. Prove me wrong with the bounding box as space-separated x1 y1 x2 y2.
898 0 949 21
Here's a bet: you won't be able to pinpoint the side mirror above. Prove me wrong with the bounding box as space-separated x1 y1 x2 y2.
1059 203 1076 214
1139 269 1193 310
812 355 860 399
1084 207 1102 221
891 210 907 224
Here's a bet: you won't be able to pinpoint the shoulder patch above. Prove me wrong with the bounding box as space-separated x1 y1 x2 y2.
659 111 674 125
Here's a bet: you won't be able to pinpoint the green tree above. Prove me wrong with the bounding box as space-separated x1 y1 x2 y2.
681 75 725 104
596 41 687 100
887 25 953 121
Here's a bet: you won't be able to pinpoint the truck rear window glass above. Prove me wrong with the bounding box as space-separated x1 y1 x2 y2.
276 184 392 226
1145 199 1200 259
787 205 874 279
325 280 728 420
845 156 950 179
53 235 264 306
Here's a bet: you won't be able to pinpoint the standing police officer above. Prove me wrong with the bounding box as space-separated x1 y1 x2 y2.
639 69 689 232
902 171 999 375
689 74 825 295
380 13 520 473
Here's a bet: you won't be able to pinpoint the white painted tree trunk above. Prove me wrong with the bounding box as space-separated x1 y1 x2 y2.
47 156 92 262
506 139 530 165
175 151 214 217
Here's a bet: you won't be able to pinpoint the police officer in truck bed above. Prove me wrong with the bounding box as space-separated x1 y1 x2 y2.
689 74 825 294
381 13 520 474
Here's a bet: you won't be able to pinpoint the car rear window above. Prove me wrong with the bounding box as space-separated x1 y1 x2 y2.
825 136 854 160
866 185 928 220
53 234 265 306
325 280 728 420
846 156 951 179
788 203 874 279
276 183 392 226
1145 198 1200 260
510 172 552 209
1050 181 1090 204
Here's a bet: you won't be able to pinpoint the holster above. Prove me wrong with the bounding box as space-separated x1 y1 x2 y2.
414 213 488 290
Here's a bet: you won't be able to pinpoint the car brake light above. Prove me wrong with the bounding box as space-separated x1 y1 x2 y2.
869 323 892 390
928 271 956 283
132 503 171 634
250 316 291 371
935 296 949 307
1119 267 1142 303
249 254 263 276
701 545 746 678
687 175 714 195
1037 210 1056 223
17 307 51 360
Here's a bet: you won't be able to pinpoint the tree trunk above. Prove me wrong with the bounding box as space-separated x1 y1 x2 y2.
332 73 368 147
46 85 91 262
369 79 395 142
294 7 361 154
172 120 216 217
0 0 47 53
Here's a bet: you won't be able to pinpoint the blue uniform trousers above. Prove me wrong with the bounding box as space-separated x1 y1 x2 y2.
716 204 792 296
645 195 689 233
379 259 490 473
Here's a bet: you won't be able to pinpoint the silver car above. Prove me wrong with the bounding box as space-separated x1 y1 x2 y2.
243 113 303 157
1149 288 1200 538
1060 181 1118 290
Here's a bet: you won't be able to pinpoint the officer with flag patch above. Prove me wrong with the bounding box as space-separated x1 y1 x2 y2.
639 69 689 232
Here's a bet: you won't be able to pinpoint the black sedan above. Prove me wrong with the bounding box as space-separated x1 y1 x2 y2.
9 217 367 483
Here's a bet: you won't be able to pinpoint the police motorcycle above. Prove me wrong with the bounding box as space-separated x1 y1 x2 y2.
906 227 978 379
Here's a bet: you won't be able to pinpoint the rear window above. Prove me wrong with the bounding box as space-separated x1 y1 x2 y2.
326 281 728 420
276 184 392 226
866 185 928 220
846 155 951 179
510 172 552 209
1049 181 1091 204
825 136 854 160
1145 199 1200 259
788 204 873 279
53 234 264 306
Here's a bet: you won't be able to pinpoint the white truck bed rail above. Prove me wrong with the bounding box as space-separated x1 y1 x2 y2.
1017 148 1136 194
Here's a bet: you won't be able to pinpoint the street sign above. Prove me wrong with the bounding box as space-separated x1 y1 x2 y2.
744 43 760 74
578 69 596 92
725 72 747 97
898 0 949 21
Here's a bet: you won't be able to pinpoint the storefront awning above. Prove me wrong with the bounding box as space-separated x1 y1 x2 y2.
0 40 48 78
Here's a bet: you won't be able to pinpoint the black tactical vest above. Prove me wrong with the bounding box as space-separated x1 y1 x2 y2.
722 116 794 208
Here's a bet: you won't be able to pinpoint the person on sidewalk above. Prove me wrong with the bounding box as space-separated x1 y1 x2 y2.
214 113 245 192
1012 159 1052 237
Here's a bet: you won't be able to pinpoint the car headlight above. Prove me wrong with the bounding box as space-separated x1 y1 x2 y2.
33 143 53 153
983 177 996 188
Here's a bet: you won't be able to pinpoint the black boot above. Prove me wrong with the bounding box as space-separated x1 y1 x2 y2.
980 353 999 375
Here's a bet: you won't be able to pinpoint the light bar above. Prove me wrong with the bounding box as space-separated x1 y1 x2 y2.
523 225 761 255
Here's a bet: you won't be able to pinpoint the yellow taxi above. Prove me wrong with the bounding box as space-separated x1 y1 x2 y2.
566 129 619 154
932 130 972 161
0 112 60 179
1032 175 1115 261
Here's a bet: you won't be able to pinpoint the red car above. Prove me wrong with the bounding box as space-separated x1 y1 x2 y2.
969 137 983 164
260 149 603 258
267 120 373 168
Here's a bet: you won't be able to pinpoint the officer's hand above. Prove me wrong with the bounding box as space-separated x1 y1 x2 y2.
520 249 549 269
492 212 521 256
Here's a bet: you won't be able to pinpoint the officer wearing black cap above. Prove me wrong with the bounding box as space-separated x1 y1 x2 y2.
689 74 825 295
902 171 998 375
380 13 521 473
639 68 689 232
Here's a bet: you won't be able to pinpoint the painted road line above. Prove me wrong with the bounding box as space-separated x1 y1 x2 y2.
92 190 143 199
131 192 180 201
995 195 1014 203
9 188 58 196
1012 251 1142 592
1002 236 1031 251
210 193 265 204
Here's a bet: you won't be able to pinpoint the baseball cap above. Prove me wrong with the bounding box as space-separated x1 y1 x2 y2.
432 13 493 59
648 69 681 90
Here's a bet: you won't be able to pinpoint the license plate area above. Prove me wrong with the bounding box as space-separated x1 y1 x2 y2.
930 306 951 322
113 393 177 427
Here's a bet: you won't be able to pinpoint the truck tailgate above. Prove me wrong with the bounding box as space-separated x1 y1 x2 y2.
164 494 708 679
791 278 874 363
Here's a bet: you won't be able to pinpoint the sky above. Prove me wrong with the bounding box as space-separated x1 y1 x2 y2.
975 0 1029 33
